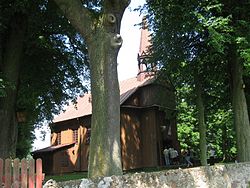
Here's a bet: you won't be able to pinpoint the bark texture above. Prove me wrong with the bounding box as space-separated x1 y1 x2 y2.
53 0 130 178
194 75 207 166
88 31 122 177
0 14 26 159
230 47 250 162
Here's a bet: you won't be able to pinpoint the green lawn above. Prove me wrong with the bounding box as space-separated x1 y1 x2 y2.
44 166 177 182
44 172 88 182
43 162 235 183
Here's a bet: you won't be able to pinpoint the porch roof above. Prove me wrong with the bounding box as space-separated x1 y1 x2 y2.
32 143 75 154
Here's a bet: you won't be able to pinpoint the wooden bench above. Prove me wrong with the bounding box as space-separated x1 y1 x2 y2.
0 158 44 188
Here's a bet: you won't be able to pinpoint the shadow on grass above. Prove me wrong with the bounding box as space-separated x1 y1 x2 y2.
44 161 231 183
44 172 88 182
44 165 191 183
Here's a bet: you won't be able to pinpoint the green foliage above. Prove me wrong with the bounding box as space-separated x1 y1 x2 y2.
237 33 250 74
175 83 199 151
145 0 247 162
18 0 89 124
177 100 199 150
16 123 35 158
44 172 88 182
0 77 6 97
207 109 236 160
0 74 15 97
1 0 90 156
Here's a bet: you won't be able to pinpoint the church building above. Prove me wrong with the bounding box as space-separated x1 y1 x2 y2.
32 19 179 175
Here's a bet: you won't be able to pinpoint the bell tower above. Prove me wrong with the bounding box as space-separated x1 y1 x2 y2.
137 17 154 81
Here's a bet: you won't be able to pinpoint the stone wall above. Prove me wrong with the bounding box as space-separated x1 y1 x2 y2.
48 162 250 188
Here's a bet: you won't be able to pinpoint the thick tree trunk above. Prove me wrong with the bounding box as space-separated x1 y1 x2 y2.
230 48 250 162
53 0 130 178
194 76 207 166
88 30 122 177
0 14 26 159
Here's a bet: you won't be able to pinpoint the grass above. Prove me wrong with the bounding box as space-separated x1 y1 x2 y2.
44 162 246 183
44 166 182 182
44 172 88 182
123 165 185 175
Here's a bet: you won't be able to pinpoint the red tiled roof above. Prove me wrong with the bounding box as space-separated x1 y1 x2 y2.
53 76 155 123
32 143 75 153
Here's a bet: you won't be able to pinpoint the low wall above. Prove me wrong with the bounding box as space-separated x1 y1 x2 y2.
50 162 250 188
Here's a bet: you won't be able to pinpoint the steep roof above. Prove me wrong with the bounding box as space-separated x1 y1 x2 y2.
53 76 155 123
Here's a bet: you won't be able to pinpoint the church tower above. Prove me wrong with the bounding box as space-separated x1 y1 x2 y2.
137 16 154 81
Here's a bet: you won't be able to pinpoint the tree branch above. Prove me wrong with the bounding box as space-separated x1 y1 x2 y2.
103 0 131 12
102 0 131 33
53 0 93 42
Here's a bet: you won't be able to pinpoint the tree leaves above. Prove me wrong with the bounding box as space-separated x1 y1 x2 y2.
145 0 249 161
1 0 90 157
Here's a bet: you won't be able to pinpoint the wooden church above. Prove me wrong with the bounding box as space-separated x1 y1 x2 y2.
32 19 179 175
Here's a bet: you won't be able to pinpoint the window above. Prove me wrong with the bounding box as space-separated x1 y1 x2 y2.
57 132 61 145
73 129 78 143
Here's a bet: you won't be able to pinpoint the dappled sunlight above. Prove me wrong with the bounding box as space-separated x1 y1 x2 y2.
189 168 210 188
80 126 89 171
51 133 57 145
89 143 107 176
112 139 122 170
53 147 75 174
132 123 140 150
121 126 127 150
121 111 142 169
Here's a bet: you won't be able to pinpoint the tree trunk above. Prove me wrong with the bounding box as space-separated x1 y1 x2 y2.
194 75 207 166
0 14 26 159
230 47 250 162
52 0 130 178
88 30 122 177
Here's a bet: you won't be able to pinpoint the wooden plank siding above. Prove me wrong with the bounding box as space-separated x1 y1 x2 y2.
140 109 158 167
121 109 142 170
79 126 89 171
140 85 176 109
33 82 179 174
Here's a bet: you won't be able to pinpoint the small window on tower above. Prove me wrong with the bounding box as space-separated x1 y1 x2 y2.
73 129 78 143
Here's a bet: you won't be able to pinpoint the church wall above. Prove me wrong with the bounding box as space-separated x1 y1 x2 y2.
120 108 142 170
140 108 158 167
52 147 76 174
38 84 178 174
140 84 176 110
